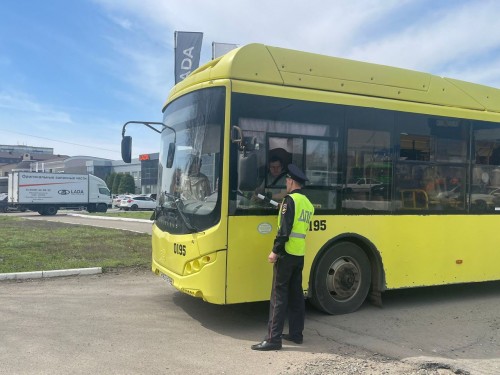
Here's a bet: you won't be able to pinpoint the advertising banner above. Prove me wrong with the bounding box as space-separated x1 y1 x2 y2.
212 42 239 59
16 173 89 203
174 31 203 84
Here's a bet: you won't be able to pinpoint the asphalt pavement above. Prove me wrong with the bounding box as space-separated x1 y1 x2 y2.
2 210 500 374
2 269 500 374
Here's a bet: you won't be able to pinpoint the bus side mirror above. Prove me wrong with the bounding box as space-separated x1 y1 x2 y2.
166 143 175 168
238 153 258 190
121 136 132 163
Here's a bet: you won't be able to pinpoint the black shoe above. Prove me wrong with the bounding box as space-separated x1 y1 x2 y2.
251 340 282 351
282 334 303 344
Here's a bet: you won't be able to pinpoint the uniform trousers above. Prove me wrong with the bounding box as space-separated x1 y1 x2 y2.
266 253 305 343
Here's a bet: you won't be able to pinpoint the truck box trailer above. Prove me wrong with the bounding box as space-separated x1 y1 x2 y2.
8 172 111 215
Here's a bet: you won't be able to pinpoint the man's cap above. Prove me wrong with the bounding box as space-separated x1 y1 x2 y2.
286 164 308 184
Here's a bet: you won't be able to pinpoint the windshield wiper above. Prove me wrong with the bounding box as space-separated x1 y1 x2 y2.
163 192 198 233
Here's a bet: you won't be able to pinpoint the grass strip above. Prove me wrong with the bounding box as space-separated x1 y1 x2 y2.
0 216 151 273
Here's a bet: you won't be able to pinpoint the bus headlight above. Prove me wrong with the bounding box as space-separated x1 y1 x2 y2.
184 252 217 275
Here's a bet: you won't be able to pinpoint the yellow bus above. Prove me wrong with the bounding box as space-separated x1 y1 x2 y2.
121 44 500 314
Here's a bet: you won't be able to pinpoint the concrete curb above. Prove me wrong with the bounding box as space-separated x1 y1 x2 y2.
0 267 102 281
67 213 153 223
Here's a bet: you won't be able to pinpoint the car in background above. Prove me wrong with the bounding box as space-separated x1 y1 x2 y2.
370 183 391 200
112 195 130 208
139 193 157 200
119 195 156 211
0 195 8 213
345 178 382 193
436 185 500 210
470 185 500 210
0 194 28 213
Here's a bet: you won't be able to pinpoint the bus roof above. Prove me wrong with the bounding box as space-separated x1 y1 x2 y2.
169 43 500 114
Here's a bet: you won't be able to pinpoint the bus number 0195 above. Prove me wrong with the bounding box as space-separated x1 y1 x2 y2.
173 243 186 256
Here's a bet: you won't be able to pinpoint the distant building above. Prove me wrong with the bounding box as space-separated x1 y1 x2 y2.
138 153 159 195
87 157 142 193
86 153 159 195
0 144 53 155
0 152 69 177
0 144 159 195
31 155 111 178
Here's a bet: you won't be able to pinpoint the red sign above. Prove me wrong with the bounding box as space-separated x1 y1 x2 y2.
139 154 150 161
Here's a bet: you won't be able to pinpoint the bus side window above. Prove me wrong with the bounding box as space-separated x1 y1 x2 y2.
303 138 338 210
344 107 392 211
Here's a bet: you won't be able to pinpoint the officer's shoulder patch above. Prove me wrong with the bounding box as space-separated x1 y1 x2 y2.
281 203 287 214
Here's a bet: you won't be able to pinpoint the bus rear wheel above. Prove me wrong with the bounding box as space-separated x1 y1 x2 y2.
310 242 371 315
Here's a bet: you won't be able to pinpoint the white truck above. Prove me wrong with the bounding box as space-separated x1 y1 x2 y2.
8 172 111 215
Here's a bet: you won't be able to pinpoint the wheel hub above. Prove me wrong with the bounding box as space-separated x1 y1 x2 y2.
326 258 361 300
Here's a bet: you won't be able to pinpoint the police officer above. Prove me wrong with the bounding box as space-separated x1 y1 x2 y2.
251 164 315 351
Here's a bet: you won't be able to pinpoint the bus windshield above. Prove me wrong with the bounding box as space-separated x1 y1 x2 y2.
156 87 225 234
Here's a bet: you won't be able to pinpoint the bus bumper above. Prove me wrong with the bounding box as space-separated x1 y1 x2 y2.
152 250 227 305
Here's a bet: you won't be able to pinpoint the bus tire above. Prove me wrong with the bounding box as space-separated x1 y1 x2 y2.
310 242 371 315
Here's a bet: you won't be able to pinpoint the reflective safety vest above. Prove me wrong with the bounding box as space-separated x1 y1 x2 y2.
278 193 315 256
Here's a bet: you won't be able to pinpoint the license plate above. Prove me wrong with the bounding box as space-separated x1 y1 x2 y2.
161 273 173 286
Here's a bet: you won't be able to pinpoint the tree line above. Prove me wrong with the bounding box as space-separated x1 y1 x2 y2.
105 173 136 195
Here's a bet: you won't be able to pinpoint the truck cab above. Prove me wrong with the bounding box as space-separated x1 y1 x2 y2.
88 175 112 209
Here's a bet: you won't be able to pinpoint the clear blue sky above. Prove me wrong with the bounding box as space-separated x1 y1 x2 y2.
1 0 500 159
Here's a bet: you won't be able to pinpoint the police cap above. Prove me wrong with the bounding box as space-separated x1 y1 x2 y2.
286 164 308 184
